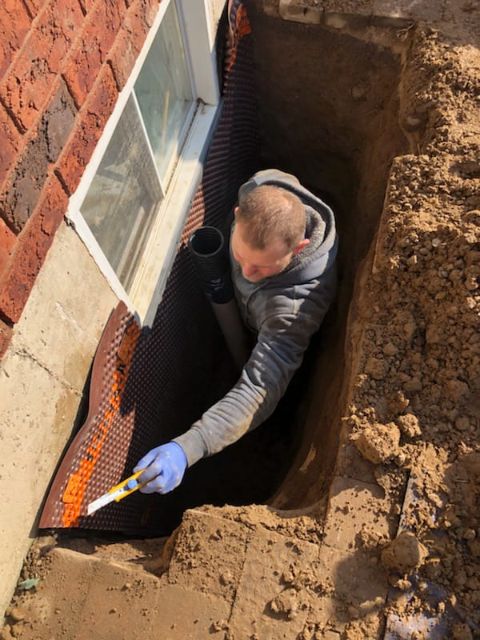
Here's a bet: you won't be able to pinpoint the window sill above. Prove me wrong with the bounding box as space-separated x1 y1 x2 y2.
131 101 220 326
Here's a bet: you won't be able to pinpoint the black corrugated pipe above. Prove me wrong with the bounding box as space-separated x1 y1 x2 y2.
189 226 250 372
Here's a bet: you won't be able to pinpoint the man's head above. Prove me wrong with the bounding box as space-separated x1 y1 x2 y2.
231 185 310 282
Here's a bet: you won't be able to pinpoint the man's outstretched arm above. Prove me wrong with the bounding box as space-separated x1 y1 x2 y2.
133 273 336 492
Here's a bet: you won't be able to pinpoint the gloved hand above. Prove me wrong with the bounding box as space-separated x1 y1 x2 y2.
129 442 188 494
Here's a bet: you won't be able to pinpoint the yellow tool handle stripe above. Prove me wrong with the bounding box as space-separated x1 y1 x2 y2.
108 470 145 502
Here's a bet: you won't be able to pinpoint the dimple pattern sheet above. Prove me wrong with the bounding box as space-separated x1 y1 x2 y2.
39 0 259 534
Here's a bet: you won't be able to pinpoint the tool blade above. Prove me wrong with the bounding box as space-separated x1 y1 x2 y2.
87 488 122 516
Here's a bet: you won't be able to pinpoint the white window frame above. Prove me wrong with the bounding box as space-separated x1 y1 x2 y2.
66 0 222 326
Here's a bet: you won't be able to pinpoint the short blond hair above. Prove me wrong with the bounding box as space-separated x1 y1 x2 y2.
237 185 305 250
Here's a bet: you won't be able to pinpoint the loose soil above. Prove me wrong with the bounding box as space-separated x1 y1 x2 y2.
2 1 479 639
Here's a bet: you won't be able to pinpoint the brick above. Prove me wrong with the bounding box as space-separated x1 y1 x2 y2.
0 218 16 274
43 78 78 162
63 0 128 107
138 0 160 28
56 63 118 195
0 0 84 132
0 78 76 233
0 175 68 323
0 0 32 81
77 0 97 16
0 127 49 232
0 318 13 359
0 102 21 188
21 0 49 18
108 0 160 90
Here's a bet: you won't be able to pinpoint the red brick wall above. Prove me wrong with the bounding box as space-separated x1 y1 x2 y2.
0 0 162 357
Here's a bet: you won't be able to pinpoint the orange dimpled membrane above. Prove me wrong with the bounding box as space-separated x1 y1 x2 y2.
39 303 141 529
60 320 140 527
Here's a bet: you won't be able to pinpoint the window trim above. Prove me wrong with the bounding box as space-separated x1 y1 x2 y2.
66 0 221 324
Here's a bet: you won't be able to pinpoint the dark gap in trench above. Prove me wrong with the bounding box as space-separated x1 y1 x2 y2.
130 9 410 534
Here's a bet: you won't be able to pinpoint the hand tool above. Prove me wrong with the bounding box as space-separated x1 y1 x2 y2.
87 470 144 515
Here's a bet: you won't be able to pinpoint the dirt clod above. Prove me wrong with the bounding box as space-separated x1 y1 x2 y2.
353 422 401 464
381 531 429 573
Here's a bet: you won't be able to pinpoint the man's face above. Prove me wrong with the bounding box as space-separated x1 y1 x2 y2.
231 220 294 283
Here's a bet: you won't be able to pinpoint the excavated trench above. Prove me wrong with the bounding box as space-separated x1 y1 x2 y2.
158 8 413 528
39 9 417 536
248 7 411 511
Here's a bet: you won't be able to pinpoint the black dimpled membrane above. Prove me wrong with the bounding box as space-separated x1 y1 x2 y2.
39 1 259 534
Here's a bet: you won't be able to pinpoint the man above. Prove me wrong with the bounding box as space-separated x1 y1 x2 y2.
131 169 338 494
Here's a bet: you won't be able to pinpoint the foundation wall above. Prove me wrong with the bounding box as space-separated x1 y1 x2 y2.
0 223 117 614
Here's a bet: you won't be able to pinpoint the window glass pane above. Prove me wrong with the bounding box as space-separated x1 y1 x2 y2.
134 0 194 184
80 96 162 292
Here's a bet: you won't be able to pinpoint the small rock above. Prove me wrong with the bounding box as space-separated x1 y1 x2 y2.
220 571 233 586
388 391 410 414
394 578 412 591
269 588 298 619
210 620 228 632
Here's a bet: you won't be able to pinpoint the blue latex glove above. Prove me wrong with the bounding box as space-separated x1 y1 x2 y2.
129 442 188 494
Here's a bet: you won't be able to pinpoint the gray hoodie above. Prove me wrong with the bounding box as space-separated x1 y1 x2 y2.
174 170 338 467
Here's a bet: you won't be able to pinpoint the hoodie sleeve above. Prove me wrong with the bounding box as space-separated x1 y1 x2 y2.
173 274 336 467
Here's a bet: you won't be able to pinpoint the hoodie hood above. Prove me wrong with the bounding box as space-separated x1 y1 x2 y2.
237 169 338 286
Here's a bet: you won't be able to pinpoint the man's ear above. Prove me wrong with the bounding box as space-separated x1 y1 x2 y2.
234 206 240 217
293 238 310 255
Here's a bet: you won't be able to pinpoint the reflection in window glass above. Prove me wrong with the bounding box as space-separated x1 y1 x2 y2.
80 97 162 292
134 1 194 184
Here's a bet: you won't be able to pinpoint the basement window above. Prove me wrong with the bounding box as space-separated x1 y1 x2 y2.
66 0 220 325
